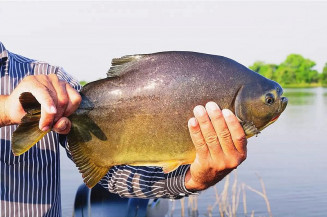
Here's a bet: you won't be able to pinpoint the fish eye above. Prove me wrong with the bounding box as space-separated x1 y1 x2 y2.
265 93 275 105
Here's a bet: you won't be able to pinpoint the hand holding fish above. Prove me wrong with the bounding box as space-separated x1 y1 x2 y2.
2 74 81 134
185 102 247 191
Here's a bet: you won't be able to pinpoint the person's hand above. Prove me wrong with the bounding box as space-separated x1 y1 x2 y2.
3 74 81 134
185 102 247 191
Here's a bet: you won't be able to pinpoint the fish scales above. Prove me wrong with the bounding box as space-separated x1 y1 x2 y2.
77 53 241 163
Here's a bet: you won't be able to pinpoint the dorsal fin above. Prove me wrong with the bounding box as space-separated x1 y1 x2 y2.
107 54 145 78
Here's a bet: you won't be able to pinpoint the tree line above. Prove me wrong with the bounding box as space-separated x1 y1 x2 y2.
249 54 327 87
80 54 327 87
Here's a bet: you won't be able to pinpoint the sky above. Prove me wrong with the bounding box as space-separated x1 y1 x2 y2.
1 1 327 82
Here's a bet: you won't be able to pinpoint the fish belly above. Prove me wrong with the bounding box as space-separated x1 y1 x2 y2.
85 110 196 168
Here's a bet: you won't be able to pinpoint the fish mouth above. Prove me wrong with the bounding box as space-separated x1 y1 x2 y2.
269 114 280 125
261 114 281 131
266 96 287 127
271 113 280 122
279 96 288 113
261 96 287 130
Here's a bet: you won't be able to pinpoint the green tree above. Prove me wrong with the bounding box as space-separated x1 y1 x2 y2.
250 54 319 86
280 54 318 84
249 61 278 81
80 80 88 86
275 66 291 84
320 63 327 85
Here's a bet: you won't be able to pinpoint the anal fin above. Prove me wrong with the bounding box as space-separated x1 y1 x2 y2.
162 161 182 174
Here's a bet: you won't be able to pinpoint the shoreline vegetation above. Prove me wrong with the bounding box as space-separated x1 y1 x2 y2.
79 54 327 88
249 54 327 88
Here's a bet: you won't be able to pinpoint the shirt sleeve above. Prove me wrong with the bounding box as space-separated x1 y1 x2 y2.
98 164 197 199
55 67 82 92
55 67 197 199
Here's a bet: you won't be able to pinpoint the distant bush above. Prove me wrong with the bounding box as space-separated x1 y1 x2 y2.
79 81 88 86
249 54 326 87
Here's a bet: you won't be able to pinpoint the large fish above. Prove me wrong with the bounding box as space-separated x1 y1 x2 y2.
11 51 288 188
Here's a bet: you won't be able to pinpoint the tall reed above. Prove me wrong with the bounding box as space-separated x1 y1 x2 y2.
169 170 273 217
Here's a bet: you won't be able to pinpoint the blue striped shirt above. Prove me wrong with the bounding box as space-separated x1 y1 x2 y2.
0 42 193 217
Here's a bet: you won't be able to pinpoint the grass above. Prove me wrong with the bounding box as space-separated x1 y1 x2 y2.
169 170 272 217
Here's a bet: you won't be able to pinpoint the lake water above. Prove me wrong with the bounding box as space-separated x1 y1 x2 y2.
60 88 327 217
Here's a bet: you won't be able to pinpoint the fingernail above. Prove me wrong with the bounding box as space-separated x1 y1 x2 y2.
206 102 219 111
189 118 198 127
194 106 205 116
49 106 57 114
41 126 49 132
57 120 67 131
222 109 232 117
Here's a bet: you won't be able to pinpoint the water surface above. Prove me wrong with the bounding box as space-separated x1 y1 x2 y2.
61 88 327 217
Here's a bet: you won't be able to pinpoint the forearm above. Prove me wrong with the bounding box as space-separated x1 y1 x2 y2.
184 166 232 191
0 95 10 127
99 165 196 199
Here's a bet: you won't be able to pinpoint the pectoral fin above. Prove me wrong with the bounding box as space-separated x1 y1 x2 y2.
241 121 260 138
68 119 109 188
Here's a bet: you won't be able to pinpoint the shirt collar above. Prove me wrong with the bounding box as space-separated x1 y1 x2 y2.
0 42 8 66
0 42 9 77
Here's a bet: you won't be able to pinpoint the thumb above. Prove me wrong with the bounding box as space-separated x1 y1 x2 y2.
52 117 71 134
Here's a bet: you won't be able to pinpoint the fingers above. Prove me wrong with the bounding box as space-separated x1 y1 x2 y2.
222 109 247 155
19 74 81 132
48 74 69 122
64 83 82 117
186 102 248 192
22 76 57 131
190 102 246 159
37 74 81 131
193 105 222 159
52 117 72 134
208 104 238 155
35 75 63 131
188 117 209 160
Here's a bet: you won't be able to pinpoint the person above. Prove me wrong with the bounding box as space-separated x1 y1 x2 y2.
0 41 247 216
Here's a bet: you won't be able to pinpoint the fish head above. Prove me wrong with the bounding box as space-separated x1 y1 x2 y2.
234 79 288 138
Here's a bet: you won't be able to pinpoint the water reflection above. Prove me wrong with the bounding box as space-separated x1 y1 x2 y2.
283 88 316 105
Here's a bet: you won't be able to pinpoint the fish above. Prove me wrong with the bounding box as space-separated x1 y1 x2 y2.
11 51 288 188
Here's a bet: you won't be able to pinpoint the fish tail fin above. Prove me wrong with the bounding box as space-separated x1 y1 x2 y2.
12 92 50 156
68 117 109 188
